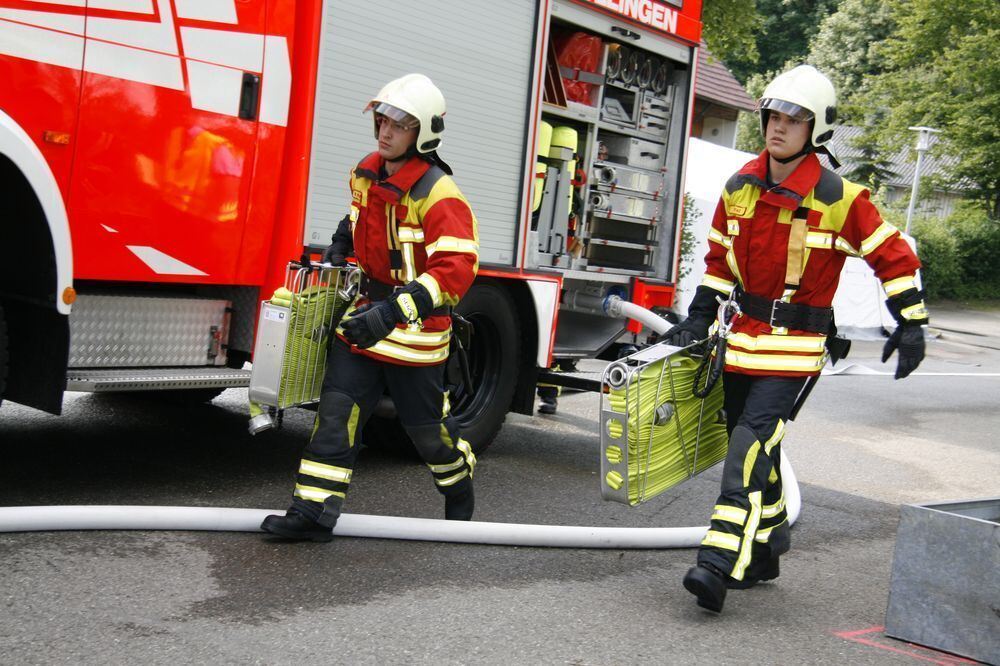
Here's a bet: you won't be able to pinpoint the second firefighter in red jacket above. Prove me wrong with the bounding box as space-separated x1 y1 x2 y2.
262 74 479 542
670 65 929 612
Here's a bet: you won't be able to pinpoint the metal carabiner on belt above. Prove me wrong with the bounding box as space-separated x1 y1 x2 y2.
692 293 742 398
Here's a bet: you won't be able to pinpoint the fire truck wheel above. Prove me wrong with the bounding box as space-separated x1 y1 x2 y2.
0 302 7 406
363 281 520 457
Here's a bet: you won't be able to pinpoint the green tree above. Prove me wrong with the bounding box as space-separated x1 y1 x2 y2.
865 0 1000 218
734 71 770 153
701 0 761 69
804 0 896 120
726 0 839 83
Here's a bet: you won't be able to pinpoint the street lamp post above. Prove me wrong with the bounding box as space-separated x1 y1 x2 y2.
904 126 941 235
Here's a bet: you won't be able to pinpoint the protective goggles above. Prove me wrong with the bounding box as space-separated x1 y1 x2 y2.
367 102 419 131
757 98 814 122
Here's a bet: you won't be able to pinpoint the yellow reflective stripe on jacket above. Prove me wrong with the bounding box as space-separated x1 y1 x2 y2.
298 460 352 484
702 530 740 552
386 326 451 346
732 491 763 580
805 230 833 249
708 227 732 248
882 275 918 297
402 242 417 282
835 236 861 257
861 222 898 256
701 273 736 293
727 332 827 353
426 236 479 257
397 227 425 242
365 338 450 364
725 349 826 373
712 504 747 525
901 302 929 321
294 484 345 502
416 273 444 308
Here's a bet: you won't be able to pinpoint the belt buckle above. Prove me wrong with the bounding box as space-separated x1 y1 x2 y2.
769 299 783 327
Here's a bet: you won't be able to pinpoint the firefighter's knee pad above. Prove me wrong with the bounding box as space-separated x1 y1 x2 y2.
404 422 457 463
721 425 761 492
310 390 363 451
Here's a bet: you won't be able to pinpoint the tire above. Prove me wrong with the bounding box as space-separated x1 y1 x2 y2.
0 302 8 408
450 281 520 453
364 281 521 456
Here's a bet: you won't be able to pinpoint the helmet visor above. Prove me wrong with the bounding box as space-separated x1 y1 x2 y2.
366 102 419 129
758 98 814 122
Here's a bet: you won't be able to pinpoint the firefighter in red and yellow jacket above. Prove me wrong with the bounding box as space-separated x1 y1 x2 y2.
669 66 929 611
262 74 479 542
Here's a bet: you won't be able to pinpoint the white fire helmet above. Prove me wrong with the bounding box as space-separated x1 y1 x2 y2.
364 73 446 154
758 65 838 150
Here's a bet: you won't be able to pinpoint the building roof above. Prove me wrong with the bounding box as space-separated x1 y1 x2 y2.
829 125 967 191
695 43 756 112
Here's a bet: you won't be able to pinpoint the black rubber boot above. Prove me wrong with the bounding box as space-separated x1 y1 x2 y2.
260 511 334 542
445 484 475 521
538 398 557 415
726 556 780 589
683 564 727 612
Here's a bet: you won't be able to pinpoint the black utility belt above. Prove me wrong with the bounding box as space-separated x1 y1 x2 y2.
735 290 833 334
360 276 450 316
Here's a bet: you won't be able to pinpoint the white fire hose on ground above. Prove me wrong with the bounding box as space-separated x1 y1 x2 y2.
0 296 804 548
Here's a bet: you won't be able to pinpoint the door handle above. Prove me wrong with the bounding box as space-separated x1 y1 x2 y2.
239 72 261 120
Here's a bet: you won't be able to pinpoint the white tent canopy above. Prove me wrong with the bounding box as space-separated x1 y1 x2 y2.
679 138 895 336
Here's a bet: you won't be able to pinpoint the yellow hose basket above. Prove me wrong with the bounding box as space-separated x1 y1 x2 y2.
602 348 728 506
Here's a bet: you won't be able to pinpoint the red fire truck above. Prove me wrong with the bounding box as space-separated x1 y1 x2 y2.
0 0 703 450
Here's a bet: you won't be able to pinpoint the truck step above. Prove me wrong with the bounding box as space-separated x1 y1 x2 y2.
66 367 251 392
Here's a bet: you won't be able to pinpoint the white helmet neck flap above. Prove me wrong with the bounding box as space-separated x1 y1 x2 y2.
365 73 446 154
758 65 838 164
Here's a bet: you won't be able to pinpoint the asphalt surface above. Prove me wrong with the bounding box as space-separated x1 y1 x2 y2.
1 305 998 664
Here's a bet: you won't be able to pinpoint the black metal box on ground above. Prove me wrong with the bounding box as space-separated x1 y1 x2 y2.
884 498 1000 664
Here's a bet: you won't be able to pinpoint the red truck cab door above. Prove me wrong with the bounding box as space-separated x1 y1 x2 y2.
69 0 272 284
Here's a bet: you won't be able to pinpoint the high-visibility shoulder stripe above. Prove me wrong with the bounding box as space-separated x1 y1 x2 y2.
882 275 917 297
861 221 899 256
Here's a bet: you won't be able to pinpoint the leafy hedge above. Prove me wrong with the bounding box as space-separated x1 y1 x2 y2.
911 203 1000 300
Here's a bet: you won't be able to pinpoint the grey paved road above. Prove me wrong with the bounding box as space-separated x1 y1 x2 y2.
1 308 998 664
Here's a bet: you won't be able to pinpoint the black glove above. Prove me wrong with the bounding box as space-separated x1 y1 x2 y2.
322 214 353 266
341 301 399 349
881 288 928 379
664 285 723 347
881 325 924 379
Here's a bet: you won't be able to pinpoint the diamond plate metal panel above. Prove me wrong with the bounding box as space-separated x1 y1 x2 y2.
68 295 231 368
